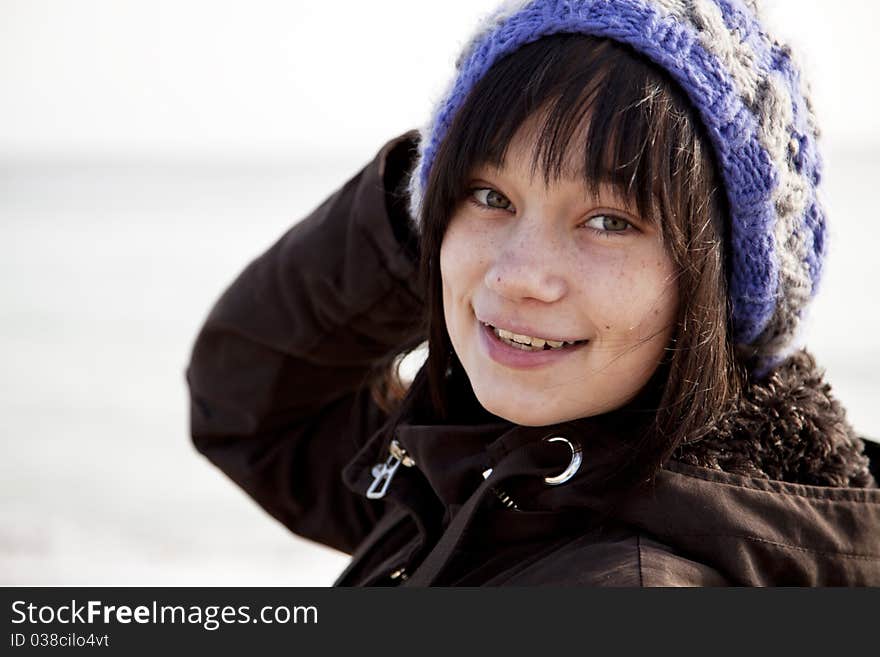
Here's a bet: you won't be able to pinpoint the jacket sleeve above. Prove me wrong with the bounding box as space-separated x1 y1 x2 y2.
185 130 425 555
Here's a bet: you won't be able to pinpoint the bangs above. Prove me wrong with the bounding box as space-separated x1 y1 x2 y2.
430 34 712 233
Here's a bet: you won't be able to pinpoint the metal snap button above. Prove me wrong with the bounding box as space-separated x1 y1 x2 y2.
542 436 583 485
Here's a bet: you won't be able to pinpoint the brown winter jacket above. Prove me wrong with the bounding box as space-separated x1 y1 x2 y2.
186 130 880 587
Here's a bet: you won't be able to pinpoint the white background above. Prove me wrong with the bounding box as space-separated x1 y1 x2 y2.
2 0 878 585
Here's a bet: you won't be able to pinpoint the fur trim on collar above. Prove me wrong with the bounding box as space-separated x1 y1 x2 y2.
673 349 876 488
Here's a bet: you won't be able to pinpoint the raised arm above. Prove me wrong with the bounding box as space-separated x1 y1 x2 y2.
185 131 424 554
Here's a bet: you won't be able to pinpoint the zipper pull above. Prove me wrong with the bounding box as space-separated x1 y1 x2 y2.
366 439 414 499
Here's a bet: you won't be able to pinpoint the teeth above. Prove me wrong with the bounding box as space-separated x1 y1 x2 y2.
488 324 580 351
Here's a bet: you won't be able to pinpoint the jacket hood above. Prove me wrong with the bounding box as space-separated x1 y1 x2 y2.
672 349 875 488
343 349 880 585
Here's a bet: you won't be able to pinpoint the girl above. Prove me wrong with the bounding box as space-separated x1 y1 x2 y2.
186 0 880 586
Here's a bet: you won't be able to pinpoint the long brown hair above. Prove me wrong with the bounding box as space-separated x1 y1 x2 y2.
373 33 748 491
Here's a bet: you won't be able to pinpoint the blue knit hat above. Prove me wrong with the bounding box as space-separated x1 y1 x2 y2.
407 0 826 378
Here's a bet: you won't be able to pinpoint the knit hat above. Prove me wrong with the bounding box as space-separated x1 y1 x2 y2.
406 0 826 378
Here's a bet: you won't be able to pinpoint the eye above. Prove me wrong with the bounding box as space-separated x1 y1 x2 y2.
582 214 633 238
470 188 514 211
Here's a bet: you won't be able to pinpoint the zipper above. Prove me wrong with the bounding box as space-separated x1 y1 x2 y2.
482 467 520 510
366 438 415 499
389 567 409 582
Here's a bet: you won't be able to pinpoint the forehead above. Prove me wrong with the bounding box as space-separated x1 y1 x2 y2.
503 109 589 180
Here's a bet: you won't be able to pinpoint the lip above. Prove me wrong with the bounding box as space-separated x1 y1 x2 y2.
478 319 589 370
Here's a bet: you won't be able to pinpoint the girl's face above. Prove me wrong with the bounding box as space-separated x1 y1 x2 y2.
440 121 679 426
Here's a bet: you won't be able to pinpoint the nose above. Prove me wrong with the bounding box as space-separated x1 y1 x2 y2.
484 218 568 303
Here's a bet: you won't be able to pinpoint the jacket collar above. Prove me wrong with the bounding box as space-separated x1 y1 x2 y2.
341 406 638 516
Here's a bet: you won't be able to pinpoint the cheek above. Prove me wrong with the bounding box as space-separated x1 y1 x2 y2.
639 256 679 327
439 231 460 313
440 220 490 300
574 249 678 334
440 221 478 340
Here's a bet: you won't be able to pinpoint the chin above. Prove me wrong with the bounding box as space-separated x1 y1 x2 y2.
474 381 634 426
473 390 577 427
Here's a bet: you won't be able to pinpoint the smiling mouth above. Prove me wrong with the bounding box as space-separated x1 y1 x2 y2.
482 322 589 352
